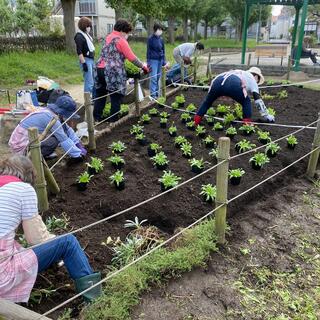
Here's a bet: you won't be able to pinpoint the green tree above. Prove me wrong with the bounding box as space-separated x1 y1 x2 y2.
33 0 53 35
105 0 132 21
15 0 37 36
0 0 15 36
203 0 226 39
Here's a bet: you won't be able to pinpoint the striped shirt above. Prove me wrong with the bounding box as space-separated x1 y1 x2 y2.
0 182 37 240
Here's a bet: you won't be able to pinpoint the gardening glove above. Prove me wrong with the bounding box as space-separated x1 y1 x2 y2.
82 63 88 72
262 114 275 123
67 156 84 166
142 64 150 74
194 115 202 126
76 142 87 156
23 215 55 246
242 118 253 125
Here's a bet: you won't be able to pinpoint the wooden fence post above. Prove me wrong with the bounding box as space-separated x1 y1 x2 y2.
180 62 185 86
43 160 60 194
84 92 96 151
161 66 166 98
193 56 198 84
134 78 140 116
206 50 212 78
247 53 252 67
307 113 320 178
215 137 230 245
28 127 49 212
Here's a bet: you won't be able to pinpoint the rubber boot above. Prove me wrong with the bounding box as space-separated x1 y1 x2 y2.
74 272 102 303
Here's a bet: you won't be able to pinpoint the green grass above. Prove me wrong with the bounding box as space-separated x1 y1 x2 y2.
0 37 256 89
81 219 218 320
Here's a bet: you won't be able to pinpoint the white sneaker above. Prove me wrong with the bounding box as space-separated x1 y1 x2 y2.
45 152 57 160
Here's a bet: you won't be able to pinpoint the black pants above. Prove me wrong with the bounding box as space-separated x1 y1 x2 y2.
292 47 317 64
41 136 59 157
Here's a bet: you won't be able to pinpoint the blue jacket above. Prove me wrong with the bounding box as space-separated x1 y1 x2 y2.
147 34 166 64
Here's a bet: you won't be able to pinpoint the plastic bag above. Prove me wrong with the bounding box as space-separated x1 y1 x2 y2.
16 90 39 110
37 76 60 91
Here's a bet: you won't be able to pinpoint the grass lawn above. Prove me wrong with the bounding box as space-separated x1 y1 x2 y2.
0 37 256 89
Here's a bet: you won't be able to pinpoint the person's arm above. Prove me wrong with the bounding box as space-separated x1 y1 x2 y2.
65 124 87 156
74 34 88 71
185 44 195 58
20 184 54 245
252 91 274 122
116 38 144 68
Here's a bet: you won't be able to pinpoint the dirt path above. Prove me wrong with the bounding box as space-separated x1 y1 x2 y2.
132 177 320 320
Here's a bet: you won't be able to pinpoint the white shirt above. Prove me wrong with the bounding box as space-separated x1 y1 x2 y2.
177 43 196 57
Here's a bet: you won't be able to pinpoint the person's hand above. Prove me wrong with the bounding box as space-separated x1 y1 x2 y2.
183 56 192 65
76 142 87 156
164 62 170 70
67 156 84 166
82 62 88 72
194 115 202 126
242 118 253 125
142 64 150 74
263 114 275 123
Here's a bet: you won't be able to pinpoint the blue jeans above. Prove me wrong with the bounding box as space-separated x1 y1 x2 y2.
197 75 252 118
148 59 162 98
33 234 93 280
80 57 94 93
166 63 188 84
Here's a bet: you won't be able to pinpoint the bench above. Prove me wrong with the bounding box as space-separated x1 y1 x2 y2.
255 45 288 66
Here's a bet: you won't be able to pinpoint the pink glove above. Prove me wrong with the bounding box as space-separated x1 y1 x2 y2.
242 118 253 125
194 115 202 126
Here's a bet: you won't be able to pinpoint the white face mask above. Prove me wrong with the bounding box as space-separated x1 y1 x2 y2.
86 27 91 33
124 33 129 40
155 29 163 36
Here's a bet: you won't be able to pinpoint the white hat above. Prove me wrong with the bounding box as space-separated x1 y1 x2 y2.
248 67 265 85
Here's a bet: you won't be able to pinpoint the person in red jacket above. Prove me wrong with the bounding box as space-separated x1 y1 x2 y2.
93 19 150 122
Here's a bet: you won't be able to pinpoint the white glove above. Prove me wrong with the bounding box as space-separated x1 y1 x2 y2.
255 99 268 116
263 114 275 122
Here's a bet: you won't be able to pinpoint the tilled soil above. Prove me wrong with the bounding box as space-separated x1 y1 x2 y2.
30 86 320 318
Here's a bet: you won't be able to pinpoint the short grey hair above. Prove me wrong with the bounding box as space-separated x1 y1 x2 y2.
0 155 36 185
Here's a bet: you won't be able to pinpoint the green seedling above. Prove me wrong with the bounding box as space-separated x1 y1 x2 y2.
77 171 93 183
200 184 217 202
46 214 69 232
175 94 185 104
130 124 144 135
149 143 162 153
234 103 243 119
109 170 124 186
203 135 215 146
287 135 298 147
180 142 192 157
267 107 276 116
223 113 235 125
195 125 206 136
102 102 111 118
226 126 237 136
175 135 188 146
107 155 125 166
149 107 159 116
189 158 204 169
180 112 192 122
257 130 271 142
229 168 245 178
157 96 166 105
159 170 181 190
216 104 229 114
278 90 288 99
160 111 170 118
186 103 197 114
110 141 126 153
249 152 270 167
235 139 256 153
135 132 146 141
171 102 179 110
140 114 151 123
168 123 177 135
186 121 195 129
239 124 255 135
160 117 168 124
207 107 216 116
124 216 148 229
265 142 281 156
120 104 129 116
151 151 169 167
86 157 104 173
213 122 223 131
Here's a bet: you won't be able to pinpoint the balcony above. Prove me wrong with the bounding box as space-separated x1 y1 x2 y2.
76 0 97 16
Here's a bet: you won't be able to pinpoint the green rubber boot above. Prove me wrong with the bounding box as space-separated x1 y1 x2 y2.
74 272 102 303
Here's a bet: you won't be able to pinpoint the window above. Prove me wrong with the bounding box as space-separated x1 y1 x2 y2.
79 0 96 15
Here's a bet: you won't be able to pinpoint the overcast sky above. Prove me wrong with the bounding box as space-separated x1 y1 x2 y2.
272 5 283 16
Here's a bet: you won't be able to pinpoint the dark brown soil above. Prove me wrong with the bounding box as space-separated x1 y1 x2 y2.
30 86 320 318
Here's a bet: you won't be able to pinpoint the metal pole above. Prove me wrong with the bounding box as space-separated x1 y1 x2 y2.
307 113 320 178
84 92 96 151
292 6 301 53
256 4 262 44
241 3 250 65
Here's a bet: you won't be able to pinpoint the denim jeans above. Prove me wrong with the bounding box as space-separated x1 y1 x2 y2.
197 74 252 118
33 234 93 280
41 136 59 157
148 59 162 98
80 57 94 94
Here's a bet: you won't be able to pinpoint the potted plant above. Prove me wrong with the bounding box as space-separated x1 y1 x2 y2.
174 135 187 148
168 123 177 137
223 113 235 126
102 103 111 119
265 142 281 158
267 107 276 117
125 60 141 79
110 141 126 153
234 104 243 120
207 107 216 117
229 168 245 185
235 139 256 153
107 155 125 169
171 102 179 111
180 142 192 158
186 103 197 115
180 112 191 124
175 94 185 108
249 152 270 170
257 130 271 144
206 116 215 126
147 143 162 157
109 170 125 190
130 124 144 136
287 135 298 149
140 114 151 124
159 111 170 119
157 96 166 108
216 104 229 117
135 132 148 146
86 157 104 175
149 107 159 117
120 104 129 117
226 126 237 139
209 148 218 160
160 117 168 128
189 158 204 174
195 125 206 138
202 135 215 148
213 122 224 131
200 184 217 203
239 124 255 136
76 172 93 191
151 151 169 170
186 121 196 131
158 170 181 191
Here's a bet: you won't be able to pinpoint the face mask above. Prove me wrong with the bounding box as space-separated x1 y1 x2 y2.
86 27 91 33
155 29 163 36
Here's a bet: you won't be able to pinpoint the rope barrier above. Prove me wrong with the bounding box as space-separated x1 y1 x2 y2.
39 144 320 318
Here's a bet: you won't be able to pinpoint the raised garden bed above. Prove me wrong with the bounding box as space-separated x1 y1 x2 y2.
31 85 319 318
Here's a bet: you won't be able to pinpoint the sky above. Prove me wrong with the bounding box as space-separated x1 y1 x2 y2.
272 5 283 16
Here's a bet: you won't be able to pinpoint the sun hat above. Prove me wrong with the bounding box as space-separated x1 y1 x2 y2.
47 95 80 119
248 67 265 85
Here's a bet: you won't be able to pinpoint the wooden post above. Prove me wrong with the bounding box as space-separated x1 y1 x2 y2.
0 298 52 320
307 113 320 178
180 62 185 86
43 160 60 194
84 92 96 151
206 50 212 78
247 53 252 67
134 78 140 116
193 56 198 84
161 66 166 98
287 55 291 81
28 127 49 212
215 137 230 245
39 117 57 142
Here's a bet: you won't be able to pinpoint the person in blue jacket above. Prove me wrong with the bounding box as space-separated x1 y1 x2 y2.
147 23 169 98
9 96 87 162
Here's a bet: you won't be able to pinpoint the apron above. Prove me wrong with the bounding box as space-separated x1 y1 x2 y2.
0 176 38 302
216 70 248 99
